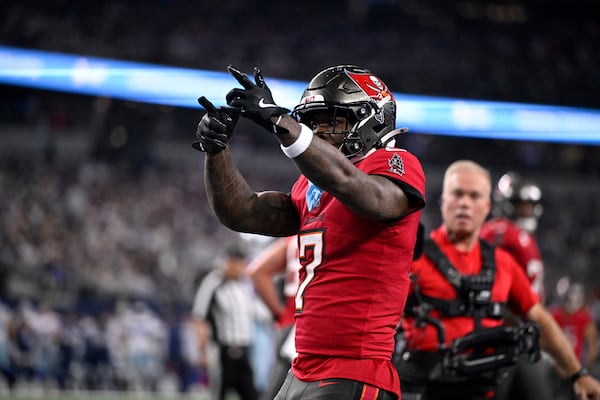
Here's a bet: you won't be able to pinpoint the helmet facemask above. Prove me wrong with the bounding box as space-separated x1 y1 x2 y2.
294 103 376 158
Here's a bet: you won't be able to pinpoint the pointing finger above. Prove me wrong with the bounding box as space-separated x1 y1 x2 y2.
198 96 217 114
253 67 265 88
227 65 254 89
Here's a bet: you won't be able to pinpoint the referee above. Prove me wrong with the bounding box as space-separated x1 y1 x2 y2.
192 245 258 400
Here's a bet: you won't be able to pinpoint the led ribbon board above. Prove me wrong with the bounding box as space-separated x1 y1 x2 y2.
1 45 599 144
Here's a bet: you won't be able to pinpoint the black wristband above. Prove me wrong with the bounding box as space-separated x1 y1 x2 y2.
570 366 590 383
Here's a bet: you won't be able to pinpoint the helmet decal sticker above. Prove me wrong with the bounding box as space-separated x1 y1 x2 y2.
346 72 393 102
388 153 405 176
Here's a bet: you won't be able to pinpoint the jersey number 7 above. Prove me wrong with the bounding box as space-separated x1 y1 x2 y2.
295 230 324 312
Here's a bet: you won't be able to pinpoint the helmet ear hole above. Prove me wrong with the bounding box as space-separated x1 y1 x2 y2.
372 123 386 134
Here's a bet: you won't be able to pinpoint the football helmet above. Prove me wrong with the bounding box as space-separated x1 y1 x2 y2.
292 65 402 158
493 171 543 232
564 283 585 313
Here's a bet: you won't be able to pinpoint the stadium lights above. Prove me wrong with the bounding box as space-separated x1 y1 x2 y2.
1 45 599 144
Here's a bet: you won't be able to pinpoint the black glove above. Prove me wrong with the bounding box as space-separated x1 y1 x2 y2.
192 96 240 153
225 65 290 134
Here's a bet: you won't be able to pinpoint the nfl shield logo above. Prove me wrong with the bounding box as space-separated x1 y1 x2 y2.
306 181 323 212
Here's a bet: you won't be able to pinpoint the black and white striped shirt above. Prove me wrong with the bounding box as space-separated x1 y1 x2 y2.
192 269 255 347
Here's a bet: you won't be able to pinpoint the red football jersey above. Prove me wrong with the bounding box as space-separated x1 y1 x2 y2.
290 147 426 396
480 217 544 297
403 226 539 351
550 306 593 361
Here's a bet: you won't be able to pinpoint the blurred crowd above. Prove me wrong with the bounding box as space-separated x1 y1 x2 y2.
1 0 599 175
1 0 598 109
0 297 174 393
1 0 599 395
0 158 286 394
0 159 220 308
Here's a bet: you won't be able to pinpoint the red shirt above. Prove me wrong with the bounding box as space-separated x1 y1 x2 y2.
290 147 426 397
277 236 302 328
480 217 544 297
403 226 539 351
550 306 593 361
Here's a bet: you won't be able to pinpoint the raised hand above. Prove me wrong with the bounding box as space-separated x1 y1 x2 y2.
226 66 289 134
192 96 240 153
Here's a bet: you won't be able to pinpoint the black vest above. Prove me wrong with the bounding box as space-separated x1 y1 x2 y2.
407 238 506 331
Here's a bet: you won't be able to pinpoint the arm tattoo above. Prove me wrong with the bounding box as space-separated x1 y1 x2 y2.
204 151 299 236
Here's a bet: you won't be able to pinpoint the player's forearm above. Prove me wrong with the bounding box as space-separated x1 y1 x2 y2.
204 150 299 235
275 115 359 195
295 139 410 219
275 115 409 220
204 149 256 227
